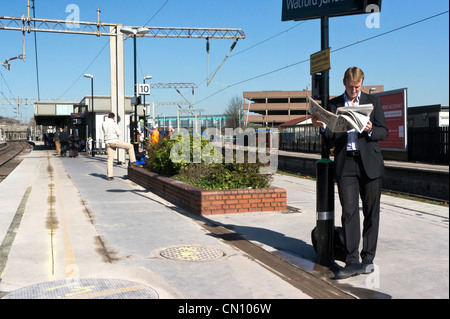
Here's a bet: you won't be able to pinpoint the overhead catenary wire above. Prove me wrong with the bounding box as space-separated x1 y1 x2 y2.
58 0 170 100
57 39 110 99
199 21 305 88
0 70 16 100
230 21 305 58
0 72 17 118
143 0 170 27
195 10 449 106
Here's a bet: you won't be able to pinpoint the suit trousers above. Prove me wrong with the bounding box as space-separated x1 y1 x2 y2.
337 155 382 264
106 141 136 178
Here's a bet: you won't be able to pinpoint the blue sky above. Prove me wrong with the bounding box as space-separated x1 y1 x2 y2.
1 0 449 122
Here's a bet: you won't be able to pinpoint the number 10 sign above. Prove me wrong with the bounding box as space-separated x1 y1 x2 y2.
138 83 150 95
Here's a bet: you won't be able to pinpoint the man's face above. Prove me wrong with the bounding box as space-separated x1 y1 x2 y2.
344 79 363 101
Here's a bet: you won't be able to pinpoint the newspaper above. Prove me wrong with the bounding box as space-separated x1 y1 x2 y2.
307 97 373 133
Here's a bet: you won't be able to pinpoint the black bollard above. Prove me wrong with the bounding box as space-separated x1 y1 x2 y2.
315 157 335 266
315 15 334 267
92 140 96 157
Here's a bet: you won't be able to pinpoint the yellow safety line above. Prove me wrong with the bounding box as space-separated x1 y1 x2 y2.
52 157 77 281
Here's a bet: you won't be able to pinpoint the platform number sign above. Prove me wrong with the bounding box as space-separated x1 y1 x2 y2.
138 83 150 95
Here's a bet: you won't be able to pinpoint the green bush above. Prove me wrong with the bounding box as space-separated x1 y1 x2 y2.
175 161 272 190
145 133 218 176
145 136 181 176
144 133 272 190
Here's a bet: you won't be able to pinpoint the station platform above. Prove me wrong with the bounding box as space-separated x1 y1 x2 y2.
0 144 448 300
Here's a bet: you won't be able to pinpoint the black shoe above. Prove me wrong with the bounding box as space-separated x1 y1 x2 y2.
337 263 363 279
361 261 375 274
107 177 114 181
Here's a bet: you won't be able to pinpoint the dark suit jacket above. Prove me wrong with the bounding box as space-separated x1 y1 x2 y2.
323 92 388 180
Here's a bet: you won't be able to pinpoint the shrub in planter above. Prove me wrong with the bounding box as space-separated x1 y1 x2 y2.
145 135 181 176
144 133 272 190
145 133 217 176
176 161 272 190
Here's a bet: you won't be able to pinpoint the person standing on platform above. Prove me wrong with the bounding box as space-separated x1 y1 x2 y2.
311 67 388 279
59 128 69 157
151 126 160 145
167 124 173 137
145 126 160 145
54 127 62 156
69 130 79 158
102 112 138 181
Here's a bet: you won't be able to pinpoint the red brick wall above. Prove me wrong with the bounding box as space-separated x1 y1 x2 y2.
128 167 287 215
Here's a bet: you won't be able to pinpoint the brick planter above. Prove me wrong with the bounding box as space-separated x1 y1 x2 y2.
128 166 287 215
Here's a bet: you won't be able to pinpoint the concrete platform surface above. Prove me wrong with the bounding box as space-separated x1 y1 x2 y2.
0 146 448 300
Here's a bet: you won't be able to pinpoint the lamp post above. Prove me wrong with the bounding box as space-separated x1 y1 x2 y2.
158 112 163 130
120 26 149 154
143 75 152 140
83 73 95 156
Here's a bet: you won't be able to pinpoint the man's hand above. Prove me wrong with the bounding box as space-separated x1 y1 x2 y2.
364 120 373 133
311 115 325 129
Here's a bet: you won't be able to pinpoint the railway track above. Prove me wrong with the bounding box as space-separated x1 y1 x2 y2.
0 141 34 183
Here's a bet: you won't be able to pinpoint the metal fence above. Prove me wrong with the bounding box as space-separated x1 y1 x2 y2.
279 125 321 153
280 125 449 165
408 126 449 164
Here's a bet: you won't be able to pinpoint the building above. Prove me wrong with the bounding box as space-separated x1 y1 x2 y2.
0 124 29 141
407 104 449 128
34 96 147 144
243 90 310 127
243 86 384 128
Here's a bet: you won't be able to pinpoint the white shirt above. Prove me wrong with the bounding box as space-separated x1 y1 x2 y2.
344 91 361 151
102 118 121 144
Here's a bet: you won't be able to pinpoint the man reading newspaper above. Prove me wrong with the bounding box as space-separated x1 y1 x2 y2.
311 67 388 280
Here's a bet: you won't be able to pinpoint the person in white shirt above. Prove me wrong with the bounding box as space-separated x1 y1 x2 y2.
102 112 137 180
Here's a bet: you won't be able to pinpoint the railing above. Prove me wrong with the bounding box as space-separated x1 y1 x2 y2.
280 125 450 165
408 126 449 164
279 125 321 153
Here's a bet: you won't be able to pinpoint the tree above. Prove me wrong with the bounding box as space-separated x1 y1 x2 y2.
224 95 243 129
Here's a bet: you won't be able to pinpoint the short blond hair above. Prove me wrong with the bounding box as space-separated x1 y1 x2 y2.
343 67 365 83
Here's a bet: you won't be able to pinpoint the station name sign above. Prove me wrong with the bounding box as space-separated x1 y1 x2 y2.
282 0 382 21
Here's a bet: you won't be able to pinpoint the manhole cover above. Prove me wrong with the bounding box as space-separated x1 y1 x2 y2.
1 278 159 299
160 246 224 261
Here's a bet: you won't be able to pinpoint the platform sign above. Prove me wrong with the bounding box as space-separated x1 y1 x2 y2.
138 83 150 95
71 112 85 119
282 0 382 21
310 48 330 75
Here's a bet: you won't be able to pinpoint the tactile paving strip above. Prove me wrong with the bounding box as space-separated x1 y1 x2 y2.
160 246 224 261
1 278 159 299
